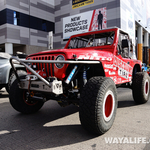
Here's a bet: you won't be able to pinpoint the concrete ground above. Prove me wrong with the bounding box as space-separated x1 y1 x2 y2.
0 87 150 150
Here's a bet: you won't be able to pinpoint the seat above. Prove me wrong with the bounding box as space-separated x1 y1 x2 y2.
121 39 129 58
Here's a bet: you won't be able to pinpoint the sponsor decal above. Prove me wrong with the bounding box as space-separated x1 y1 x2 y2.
118 68 128 79
113 76 117 83
109 71 116 75
105 69 109 72
104 64 113 69
114 56 132 74
78 54 112 61
121 80 129 83
113 67 117 70
117 78 122 83
129 77 132 80
114 56 132 79
72 0 94 9
111 76 122 84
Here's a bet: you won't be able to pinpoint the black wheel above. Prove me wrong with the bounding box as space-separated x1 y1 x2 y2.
7 70 27 93
9 77 44 114
79 77 117 135
132 72 150 104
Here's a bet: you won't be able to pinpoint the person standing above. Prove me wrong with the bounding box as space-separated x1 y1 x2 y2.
97 11 103 30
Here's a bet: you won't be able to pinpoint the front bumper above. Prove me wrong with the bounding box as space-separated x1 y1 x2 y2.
10 56 100 95
20 79 63 95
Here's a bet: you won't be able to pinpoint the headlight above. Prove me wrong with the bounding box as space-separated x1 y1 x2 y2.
27 58 32 66
55 55 65 69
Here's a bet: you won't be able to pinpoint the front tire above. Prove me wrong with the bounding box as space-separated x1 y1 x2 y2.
9 78 44 114
132 72 150 104
7 70 27 93
79 77 117 135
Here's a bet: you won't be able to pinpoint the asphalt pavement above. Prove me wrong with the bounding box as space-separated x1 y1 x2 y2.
0 87 150 150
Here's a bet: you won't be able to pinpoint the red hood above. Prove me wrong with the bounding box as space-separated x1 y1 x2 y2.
28 48 113 61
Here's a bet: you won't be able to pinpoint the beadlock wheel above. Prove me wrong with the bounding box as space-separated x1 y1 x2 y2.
144 79 149 96
23 91 38 106
103 90 115 122
9 76 44 114
132 72 150 104
79 77 117 135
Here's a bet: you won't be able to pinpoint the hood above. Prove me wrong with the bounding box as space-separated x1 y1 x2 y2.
0 59 9 66
0 52 11 59
28 48 113 61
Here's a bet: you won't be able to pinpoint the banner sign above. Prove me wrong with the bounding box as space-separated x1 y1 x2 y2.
72 0 94 9
126 10 135 44
63 7 107 39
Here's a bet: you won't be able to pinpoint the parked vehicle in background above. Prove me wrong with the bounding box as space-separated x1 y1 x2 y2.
142 63 148 72
0 52 27 93
9 27 150 135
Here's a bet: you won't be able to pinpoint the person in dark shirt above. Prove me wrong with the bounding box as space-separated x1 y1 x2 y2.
97 11 103 30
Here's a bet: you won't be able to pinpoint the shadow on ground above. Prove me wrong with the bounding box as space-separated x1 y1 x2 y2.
0 101 97 149
0 87 147 149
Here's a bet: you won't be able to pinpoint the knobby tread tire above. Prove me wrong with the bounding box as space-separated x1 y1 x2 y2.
79 76 117 135
132 72 150 104
7 70 27 93
9 78 44 114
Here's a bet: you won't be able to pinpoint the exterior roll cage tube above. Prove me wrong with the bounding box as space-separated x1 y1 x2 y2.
9 56 100 87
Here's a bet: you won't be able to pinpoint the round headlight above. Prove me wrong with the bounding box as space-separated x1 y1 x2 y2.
27 58 32 66
55 55 65 69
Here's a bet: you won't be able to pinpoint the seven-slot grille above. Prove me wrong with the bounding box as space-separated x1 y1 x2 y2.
32 55 55 77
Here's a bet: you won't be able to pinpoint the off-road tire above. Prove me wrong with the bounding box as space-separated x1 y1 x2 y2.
9 77 44 114
79 77 118 135
132 72 150 104
7 70 27 93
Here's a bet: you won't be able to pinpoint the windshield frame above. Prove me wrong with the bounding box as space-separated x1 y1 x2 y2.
65 29 117 49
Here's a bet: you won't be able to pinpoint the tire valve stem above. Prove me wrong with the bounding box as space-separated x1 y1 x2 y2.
83 66 87 85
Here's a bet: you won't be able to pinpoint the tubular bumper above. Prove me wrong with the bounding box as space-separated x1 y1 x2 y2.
9 56 100 87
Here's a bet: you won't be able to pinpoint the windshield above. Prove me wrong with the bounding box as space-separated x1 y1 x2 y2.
67 31 115 49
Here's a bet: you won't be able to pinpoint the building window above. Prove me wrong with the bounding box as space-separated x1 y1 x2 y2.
42 20 47 31
13 11 20 25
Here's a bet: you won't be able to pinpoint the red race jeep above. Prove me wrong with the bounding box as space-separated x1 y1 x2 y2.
9 27 150 135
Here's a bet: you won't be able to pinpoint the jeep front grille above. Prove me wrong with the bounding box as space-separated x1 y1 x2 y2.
32 55 55 77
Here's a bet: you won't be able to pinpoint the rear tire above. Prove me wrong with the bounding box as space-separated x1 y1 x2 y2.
132 72 150 104
79 77 117 135
9 77 44 114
